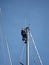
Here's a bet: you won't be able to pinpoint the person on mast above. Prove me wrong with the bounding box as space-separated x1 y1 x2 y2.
21 26 29 43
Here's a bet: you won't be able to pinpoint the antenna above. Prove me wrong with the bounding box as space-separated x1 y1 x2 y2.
24 16 26 27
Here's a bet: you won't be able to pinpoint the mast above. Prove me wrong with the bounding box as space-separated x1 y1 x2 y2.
21 26 30 65
21 26 43 65
26 31 29 65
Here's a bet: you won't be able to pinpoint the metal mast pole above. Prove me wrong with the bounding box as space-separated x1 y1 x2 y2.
26 32 29 65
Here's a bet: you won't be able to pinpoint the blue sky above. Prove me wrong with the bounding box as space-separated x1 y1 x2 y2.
0 0 49 65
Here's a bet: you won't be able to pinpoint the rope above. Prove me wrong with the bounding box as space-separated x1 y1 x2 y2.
30 32 43 65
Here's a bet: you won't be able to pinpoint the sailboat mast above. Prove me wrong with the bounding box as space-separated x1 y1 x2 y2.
26 32 29 65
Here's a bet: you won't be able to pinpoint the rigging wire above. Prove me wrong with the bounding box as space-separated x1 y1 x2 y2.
0 8 12 65
29 32 43 65
32 52 36 65
0 10 6 65
4 33 13 65
19 45 25 62
30 43 36 65
0 8 1 15
0 27 6 65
